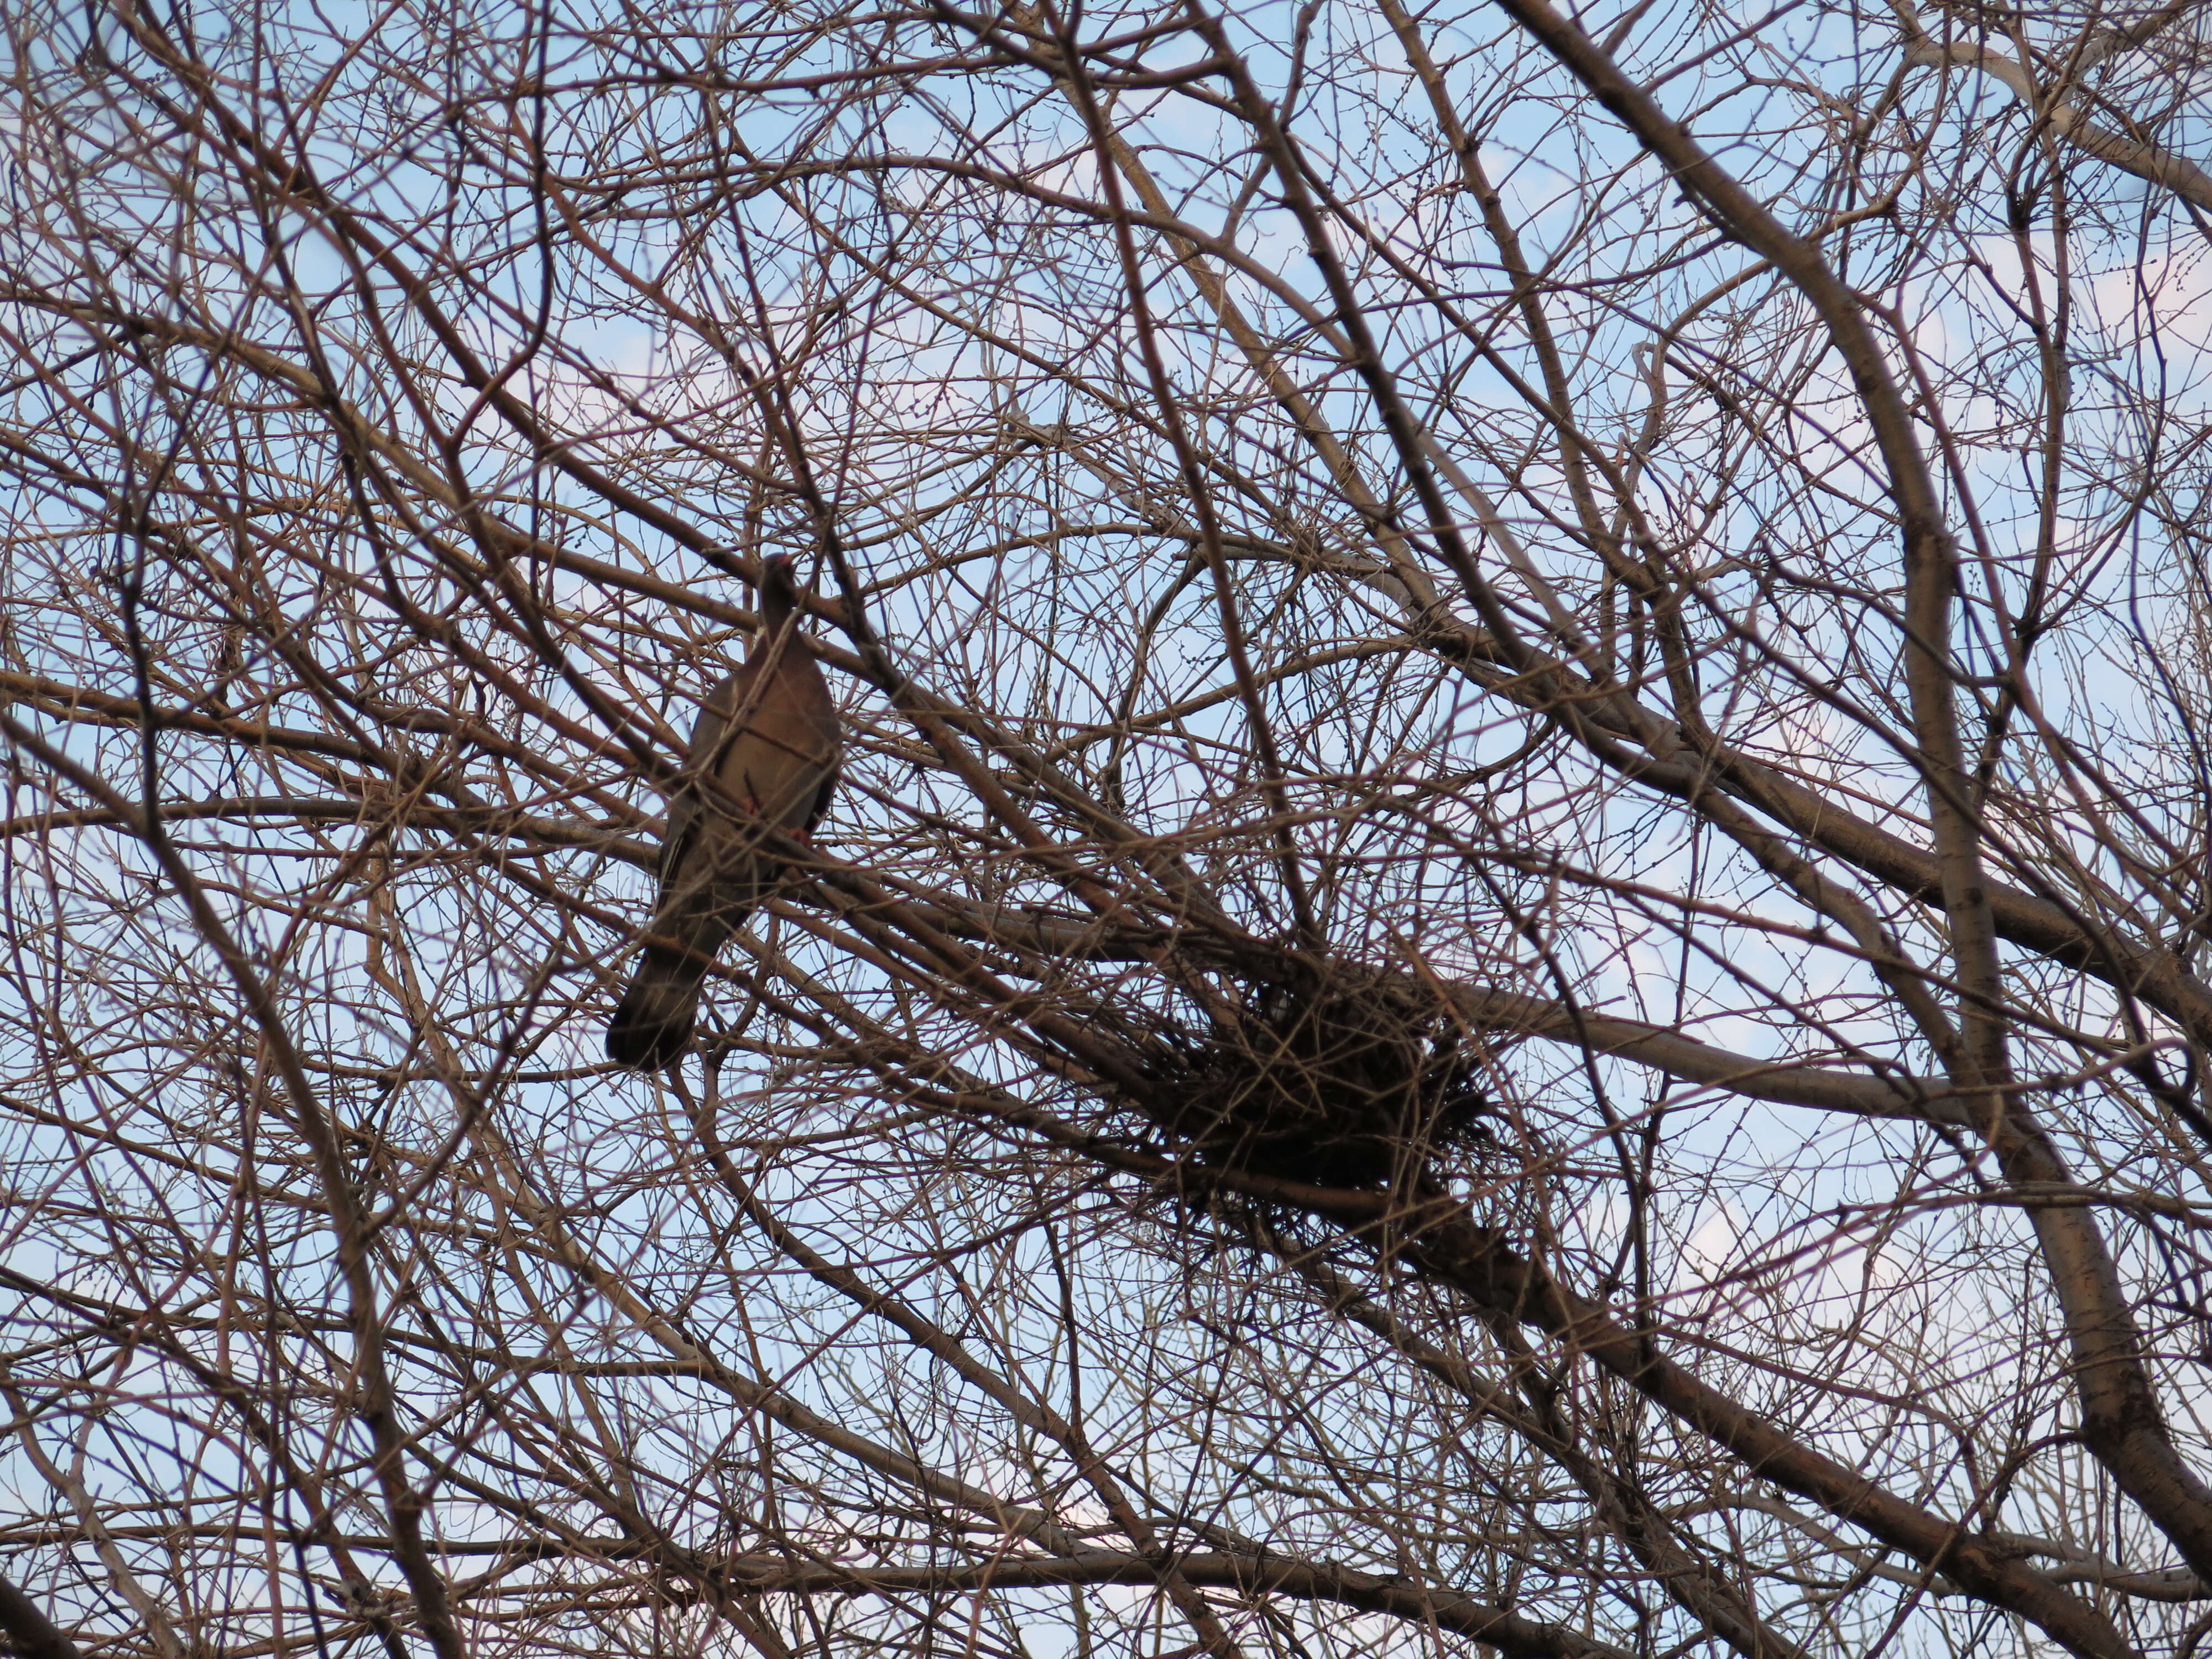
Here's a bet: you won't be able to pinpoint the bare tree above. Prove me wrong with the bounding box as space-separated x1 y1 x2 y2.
2 0 2211 1655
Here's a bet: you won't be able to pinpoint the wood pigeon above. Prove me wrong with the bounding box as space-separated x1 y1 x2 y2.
607 555 842 1069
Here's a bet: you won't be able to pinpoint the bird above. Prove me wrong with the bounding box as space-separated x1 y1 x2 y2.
607 555 842 1070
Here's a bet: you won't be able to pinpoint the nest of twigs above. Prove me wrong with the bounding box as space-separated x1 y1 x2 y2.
1147 967 1495 1188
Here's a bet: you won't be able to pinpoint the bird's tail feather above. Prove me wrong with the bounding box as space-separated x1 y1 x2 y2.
607 947 707 1070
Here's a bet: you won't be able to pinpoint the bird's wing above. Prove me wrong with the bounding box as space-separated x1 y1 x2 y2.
655 667 740 893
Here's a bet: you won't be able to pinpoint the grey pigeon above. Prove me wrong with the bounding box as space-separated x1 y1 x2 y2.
607 555 842 1069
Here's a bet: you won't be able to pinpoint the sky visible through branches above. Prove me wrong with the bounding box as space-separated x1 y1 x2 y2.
3 0 2212 1656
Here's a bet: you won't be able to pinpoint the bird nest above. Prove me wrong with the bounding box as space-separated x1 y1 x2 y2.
1146 968 1494 1189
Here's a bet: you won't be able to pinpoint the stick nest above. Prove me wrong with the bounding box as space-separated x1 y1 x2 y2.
1147 968 1494 1188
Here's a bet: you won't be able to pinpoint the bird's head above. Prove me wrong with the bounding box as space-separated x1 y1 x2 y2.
759 554 805 630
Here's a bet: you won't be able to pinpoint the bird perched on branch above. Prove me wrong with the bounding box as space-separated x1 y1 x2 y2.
607 555 842 1070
